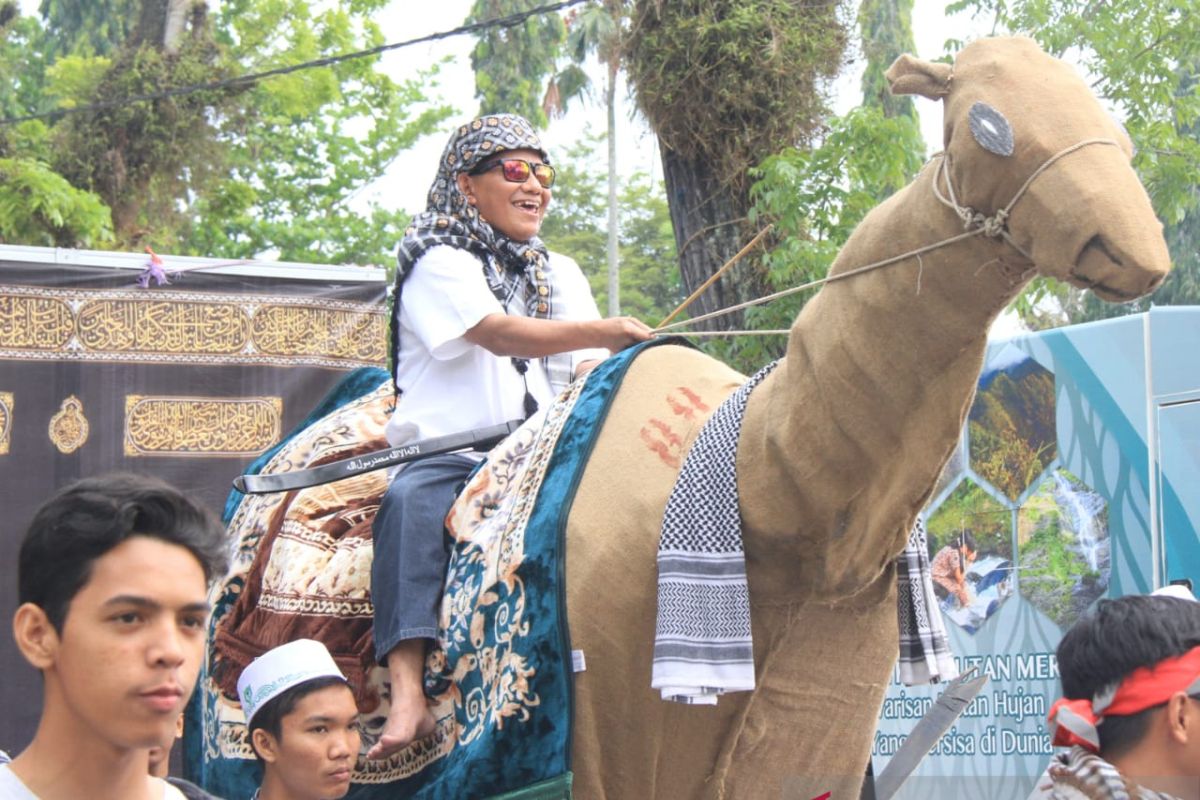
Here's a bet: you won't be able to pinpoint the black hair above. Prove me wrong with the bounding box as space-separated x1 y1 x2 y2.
247 675 352 761
18 472 229 632
958 531 977 553
1057 595 1200 758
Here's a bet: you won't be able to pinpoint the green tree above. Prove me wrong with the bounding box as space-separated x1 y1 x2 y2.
946 0 1200 326
615 176 682 322
0 0 451 263
551 1 627 316
539 134 680 323
721 107 926 371
0 8 111 247
468 0 566 127
702 0 925 372
859 0 917 121
0 153 113 246
184 0 452 265
0 8 51 121
625 0 848 332
37 0 134 56
49 16 233 244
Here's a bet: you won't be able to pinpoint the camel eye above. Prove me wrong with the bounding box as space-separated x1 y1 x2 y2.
968 101 1014 157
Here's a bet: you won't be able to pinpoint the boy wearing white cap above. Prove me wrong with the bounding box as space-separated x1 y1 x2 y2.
237 639 360 800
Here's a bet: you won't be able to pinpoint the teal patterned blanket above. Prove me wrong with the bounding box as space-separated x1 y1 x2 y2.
188 342 664 799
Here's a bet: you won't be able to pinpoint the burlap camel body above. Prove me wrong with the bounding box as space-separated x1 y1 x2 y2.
554 36 1169 799
199 37 1169 799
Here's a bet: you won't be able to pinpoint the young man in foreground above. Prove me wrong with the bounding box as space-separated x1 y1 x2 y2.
1 473 228 800
238 638 360 800
1038 590 1200 799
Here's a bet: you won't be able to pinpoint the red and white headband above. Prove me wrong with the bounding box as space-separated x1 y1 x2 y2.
1048 646 1200 752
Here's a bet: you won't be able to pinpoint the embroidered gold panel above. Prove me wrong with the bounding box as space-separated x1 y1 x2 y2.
124 396 283 457
0 287 386 367
251 306 383 362
49 395 89 454
0 392 11 455
0 296 74 349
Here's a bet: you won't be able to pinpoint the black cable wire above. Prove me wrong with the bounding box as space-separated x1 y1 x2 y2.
0 0 590 126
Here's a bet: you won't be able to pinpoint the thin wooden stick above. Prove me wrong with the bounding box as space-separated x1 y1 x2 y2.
653 329 790 337
656 224 773 329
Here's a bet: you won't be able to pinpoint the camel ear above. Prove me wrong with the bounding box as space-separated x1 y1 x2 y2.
886 54 952 100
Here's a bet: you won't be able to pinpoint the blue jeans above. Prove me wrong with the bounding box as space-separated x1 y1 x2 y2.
371 453 476 664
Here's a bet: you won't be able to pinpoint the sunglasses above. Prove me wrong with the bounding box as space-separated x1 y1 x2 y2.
469 158 556 189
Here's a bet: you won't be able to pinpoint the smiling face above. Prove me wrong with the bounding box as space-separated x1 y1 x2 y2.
255 683 361 800
456 148 552 242
33 535 210 753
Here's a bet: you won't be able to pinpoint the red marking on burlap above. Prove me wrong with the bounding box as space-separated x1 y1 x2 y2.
640 419 681 468
675 386 711 413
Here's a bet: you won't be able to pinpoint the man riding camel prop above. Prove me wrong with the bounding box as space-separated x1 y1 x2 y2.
193 36 1170 800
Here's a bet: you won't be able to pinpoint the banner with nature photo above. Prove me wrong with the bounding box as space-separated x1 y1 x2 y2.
872 308 1200 800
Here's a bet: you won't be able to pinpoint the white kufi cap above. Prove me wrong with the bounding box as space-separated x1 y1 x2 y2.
236 639 347 727
1151 584 1198 602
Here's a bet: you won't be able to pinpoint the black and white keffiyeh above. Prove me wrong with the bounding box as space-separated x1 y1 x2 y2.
390 113 556 392
653 363 957 704
652 361 777 704
896 517 958 685
1029 746 1181 800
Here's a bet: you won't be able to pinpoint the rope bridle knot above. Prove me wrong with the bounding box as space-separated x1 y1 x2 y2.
955 205 1010 239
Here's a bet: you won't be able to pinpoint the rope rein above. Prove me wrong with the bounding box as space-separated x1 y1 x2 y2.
653 138 1122 337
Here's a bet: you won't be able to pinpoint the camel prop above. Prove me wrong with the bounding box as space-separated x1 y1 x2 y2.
190 37 1169 800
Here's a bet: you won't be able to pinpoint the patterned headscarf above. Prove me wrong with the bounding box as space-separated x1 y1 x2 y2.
390 114 555 386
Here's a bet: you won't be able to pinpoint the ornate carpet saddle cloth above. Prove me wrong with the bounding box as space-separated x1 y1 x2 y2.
190 343 664 799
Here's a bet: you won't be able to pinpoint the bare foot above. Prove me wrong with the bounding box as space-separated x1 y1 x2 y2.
366 694 436 760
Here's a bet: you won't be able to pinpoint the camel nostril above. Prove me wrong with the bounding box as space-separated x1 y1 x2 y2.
1079 235 1125 270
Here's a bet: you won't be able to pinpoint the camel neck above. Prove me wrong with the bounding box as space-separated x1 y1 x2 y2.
738 160 1033 599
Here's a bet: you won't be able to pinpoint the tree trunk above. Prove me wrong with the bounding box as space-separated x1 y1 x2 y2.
605 61 620 317
162 0 195 54
133 0 194 52
659 142 749 330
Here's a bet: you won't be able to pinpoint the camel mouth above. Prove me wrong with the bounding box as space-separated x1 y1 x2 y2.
1067 270 1148 303
1067 235 1167 302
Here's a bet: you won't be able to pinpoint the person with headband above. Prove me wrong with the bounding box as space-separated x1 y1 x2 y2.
369 113 653 760
238 639 360 800
1035 589 1200 799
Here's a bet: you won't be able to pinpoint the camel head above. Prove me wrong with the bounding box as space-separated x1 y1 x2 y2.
887 37 1170 302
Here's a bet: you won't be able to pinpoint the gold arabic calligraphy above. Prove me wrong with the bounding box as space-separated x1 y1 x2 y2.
0 288 385 366
124 396 282 457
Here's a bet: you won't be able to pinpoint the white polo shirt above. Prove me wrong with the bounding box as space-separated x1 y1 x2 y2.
0 766 186 799
384 245 606 449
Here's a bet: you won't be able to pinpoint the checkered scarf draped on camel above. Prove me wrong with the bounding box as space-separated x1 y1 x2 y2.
653 362 956 703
